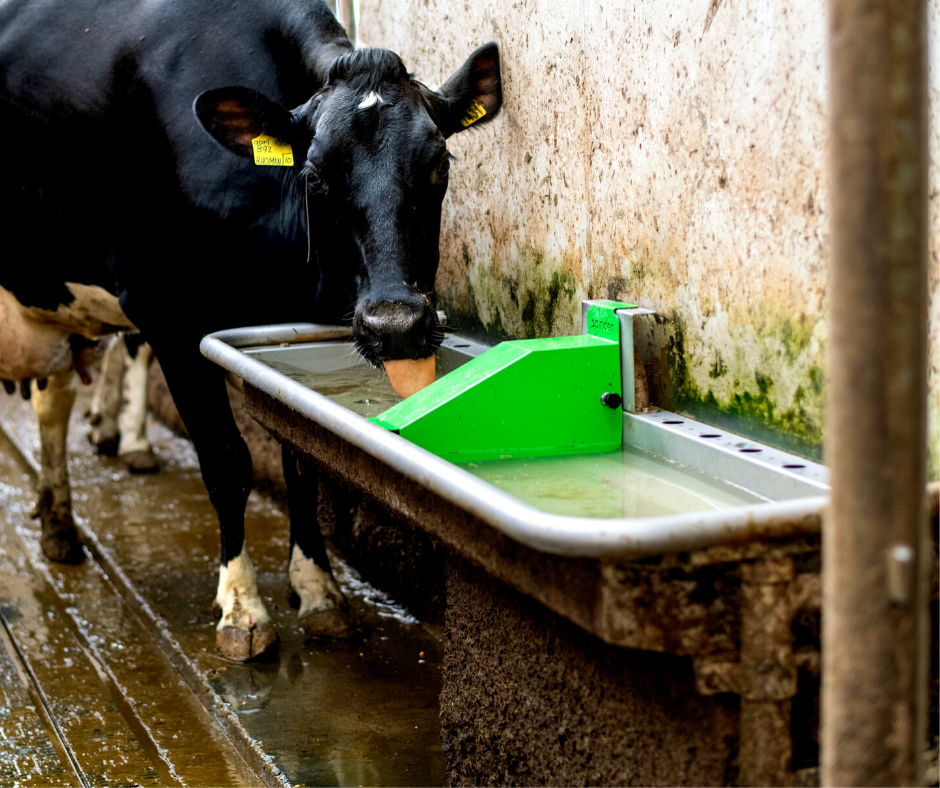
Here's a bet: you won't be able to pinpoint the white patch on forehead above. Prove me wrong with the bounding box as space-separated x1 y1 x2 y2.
357 90 387 110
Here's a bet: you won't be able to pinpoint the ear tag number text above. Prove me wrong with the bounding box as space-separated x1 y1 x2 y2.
252 133 294 166
461 100 487 128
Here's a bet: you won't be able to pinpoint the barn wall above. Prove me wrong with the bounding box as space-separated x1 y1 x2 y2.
359 0 940 473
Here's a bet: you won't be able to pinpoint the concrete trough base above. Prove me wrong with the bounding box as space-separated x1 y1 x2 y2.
441 553 740 786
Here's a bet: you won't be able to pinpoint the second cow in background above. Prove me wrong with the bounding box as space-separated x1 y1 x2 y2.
87 334 158 474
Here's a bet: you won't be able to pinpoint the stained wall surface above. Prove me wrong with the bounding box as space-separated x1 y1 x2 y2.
361 0 939 471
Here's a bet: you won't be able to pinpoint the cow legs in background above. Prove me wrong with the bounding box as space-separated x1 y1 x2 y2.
282 446 360 639
117 337 157 472
32 370 84 564
87 336 125 454
87 334 158 473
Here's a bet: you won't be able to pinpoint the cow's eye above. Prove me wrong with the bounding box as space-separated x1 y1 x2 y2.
305 168 327 195
432 155 451 184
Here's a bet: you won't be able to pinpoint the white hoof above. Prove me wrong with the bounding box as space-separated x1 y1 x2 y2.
288 543 344 617
215 550 277 660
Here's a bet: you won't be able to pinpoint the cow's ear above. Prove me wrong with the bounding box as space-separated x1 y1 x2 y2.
431 42 502 138
193 87 296 158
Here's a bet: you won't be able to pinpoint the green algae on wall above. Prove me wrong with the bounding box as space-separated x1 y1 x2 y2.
665 314 825 461
449 247 585 342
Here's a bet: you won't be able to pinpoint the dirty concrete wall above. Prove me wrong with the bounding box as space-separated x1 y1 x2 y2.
360 0 940 471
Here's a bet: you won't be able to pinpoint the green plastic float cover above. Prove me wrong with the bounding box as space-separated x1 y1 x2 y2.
371 300 636 463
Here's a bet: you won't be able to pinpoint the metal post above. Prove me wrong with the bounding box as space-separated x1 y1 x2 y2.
825 0 929 784
338 0 356 47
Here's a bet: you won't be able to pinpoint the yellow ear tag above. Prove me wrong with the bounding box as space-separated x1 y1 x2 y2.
461 100 487 128
251 133 294 166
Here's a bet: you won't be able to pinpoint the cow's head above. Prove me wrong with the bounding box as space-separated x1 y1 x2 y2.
194 43 501 366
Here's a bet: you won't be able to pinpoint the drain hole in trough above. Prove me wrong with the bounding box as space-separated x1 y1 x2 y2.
783 464 806 469
699 434 722 439
663 420 684 424
739 448 762 453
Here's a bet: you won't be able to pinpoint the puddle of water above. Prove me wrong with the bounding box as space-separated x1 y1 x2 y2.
0 385 446 787
0 644 73 787
206 611 444 787
0 534 73 788
66 402 444 786
0 427 170 787
457 445 766 518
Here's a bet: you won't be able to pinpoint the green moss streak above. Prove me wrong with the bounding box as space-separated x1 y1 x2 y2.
708 353 726 379
775 316 813 364
452 260 580 342
542 270 577 334
667 315 824 461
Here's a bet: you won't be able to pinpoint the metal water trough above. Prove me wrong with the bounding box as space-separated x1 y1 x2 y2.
201 315 833 785
201 321 828 560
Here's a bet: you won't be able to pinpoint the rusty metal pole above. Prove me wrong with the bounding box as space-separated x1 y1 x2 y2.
825 0 930 784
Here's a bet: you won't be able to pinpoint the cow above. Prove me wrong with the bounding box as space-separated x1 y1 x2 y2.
0 0 502 661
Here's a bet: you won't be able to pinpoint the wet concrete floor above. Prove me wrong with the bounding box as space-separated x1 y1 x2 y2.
0 386 446 787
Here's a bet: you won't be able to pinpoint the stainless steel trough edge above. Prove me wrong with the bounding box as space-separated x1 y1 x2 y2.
201 323 828 559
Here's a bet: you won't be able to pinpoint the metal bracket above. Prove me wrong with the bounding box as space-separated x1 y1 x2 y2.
581 300 657 413
617 307 656 413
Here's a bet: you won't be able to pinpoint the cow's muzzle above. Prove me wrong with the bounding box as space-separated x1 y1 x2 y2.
354 297 440 364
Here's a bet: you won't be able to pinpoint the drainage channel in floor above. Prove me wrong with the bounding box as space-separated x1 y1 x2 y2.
0 387 446 787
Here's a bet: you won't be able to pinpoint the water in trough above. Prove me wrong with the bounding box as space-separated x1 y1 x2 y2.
252 347 765 518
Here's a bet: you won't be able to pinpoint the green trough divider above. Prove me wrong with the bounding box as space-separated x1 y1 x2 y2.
371 301 637 462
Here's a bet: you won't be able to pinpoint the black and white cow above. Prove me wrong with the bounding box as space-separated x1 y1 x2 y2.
0 0 501 660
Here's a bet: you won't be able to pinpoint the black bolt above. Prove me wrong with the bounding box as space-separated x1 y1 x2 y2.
601 392 622 409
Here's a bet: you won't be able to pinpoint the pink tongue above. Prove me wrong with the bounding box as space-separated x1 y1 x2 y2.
385 356 436 398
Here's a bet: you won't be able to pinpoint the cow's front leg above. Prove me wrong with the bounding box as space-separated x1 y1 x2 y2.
283 447 360 639
154 343 277 660
32 369 84 564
